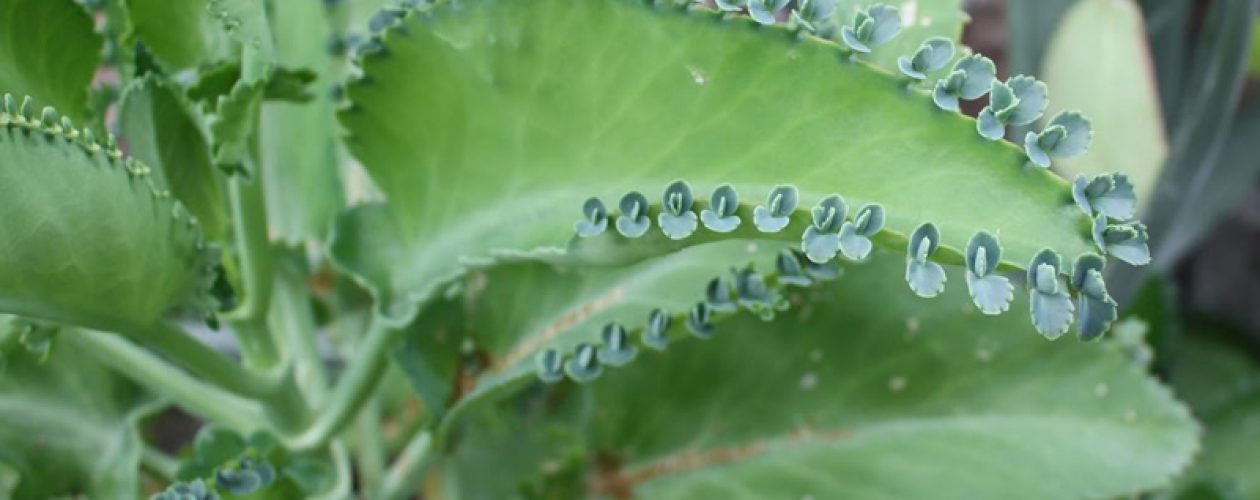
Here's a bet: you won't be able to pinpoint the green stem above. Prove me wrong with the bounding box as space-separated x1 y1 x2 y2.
286 318 399 451
271 248 329 404
224 174 279 369
310 442 355 500
135 321 280 399
141 446 180 483
72 330 267 432
373 430 434 500
356 394 387 494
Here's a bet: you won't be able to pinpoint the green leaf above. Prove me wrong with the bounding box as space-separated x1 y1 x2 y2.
834 0 967 72
1041 0 1167 211
446 251 1198 498
0 0 103 122
0 97 215 332
118 75 230 241
124 0 231 72
335 0 1099 320
260 0 345 243
1168 329 1260 499
0 336 162 498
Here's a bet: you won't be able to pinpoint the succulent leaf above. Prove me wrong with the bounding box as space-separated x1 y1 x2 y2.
838 203 884 260
1071 253 1118 341
657 180 699 240
597 323 638 366
1026 250 1074 339
776 249 813 287
1023 111 1092 167
686 302 715 338
700 184 741 233
535 348 565 383
840 3 901 53
1072 173 1136 220
747 0 789 25
801 194 847 262
898 37 954 80
790 0 838 33
575 197 609 237
1091 215 1151 266
714 0 746 12
643 309 672 351
905 222 947 298
965 232 1013 314
565 343 603 382
0 0 102 122
752 184 798 233
705 277 738 312
615 191 651 237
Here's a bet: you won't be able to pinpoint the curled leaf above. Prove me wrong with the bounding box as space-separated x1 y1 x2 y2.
776 249 813 287
705 277 738 312
564 343 603 382
905 222 947 298
598 323 637 366
752 184 798 233
801 194 847 263
1023 111 1092 168
840 3 901 53
700 184 741 233
976 76 1048 140
802 251 842 281
615 191 651 238
535 348 565 383
932 53 996 111
714 0 747 12
643 309 671 351
154 479 219 500
657 180 698 240
732 266 784 320
898 37 955 80
838 203 885 260
1072 173 1136 220
1091 215 1151 266
791 0 837 33
575 197 608 237
215 458 275 495
747 0 789 25
965 232 1013 314
686 302 714 339
1027 249 1074 339
1071 253 1118 341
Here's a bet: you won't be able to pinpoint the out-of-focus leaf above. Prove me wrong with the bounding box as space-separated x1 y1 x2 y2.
1136 0 1194 128
1004 0 1076 76
446 251 1199 499
124 0 230 72
118 75 230 241
0 337 162 498
1041 0 1168 210
261 0 344 243
0 0 102 122
1167 327 1260 499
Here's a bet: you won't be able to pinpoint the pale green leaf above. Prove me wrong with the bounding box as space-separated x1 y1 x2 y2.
124 0 231 72
0 0 102 122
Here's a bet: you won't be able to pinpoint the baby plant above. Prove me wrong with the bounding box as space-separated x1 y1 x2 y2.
0 0 1210 498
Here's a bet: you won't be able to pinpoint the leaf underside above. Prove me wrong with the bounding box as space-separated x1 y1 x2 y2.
335 0 1095 319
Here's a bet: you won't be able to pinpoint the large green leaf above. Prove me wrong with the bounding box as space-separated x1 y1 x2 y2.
0 0 102 122
1041 0 1167 210
261 0 344 243
118 75 230 241
124 0 231 72
443 251 1198 499
0 336 163 498
0 99 214 333
335 0 1100 320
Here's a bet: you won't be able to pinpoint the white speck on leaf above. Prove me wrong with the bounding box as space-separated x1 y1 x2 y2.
809 348 823 363
687 66 707 86
800 372 818 390
1095 383 1109 398
900 1 918 26
889 376 908 392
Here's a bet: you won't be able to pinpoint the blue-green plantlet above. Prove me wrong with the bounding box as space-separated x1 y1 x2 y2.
1024 111 1092 167
1073 173 1137 220
899 37 955 80
564 343 603 382
154 479 219 500
597 323 637 366
700 184 741 232
965 232 1014 314
732 266 784 319
1092 215 1151 265
840 3 901 53
932 53 997 111
753 184 798 232
977 76 1049 140
575 197 608 237
776 249 814 287
643 308 671 351
715 0 746 12
747 0 789 25
1027 249 1074 339
838 203 885 260
657 180 698 240
535 348 565 383
801 194 848 263
214 458 275 495
1071 254 1118 341
615 191 651 237
790 0 837 33
686 302 715 338
905 222 947 298
705 276 738 312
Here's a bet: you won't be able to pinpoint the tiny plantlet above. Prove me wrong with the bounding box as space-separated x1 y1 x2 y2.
4 0 1245 498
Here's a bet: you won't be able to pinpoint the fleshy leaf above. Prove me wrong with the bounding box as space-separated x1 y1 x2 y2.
564 343 603 383
1091 215 1151 266
840 3 901 53
905 222 947 298
1027 249 1074 339
535 348 564 383
0 0 102 122
731 266 783 319
699 184 741 233
933 53 998 110
1006 76 1049 125
790 0 837 33
615 191 651 238
575 197 609 238
686 302 714 339
704 277 738 313
643 309 671 351
898 37 954 80
751 184 798 233
800 194 847 263
714 0 746 13
966 232 1013 314
837 203 884 260
1023 111 1092 168
776 249 813 287
976 107 1006 140
597 323 637 366
1072 173 1136 220
1071 253 1118 341
657 180 698 240
747 0 789 25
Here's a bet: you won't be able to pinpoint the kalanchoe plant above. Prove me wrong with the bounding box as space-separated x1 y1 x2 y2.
1 0 1215 498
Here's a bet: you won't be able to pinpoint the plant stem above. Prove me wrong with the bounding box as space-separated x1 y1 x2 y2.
373 430 434 500
270 248 329 404
72 330 268 432
136 321 280 399
355 394 387 494
224 174 279 369
141 446 180 483
286 318 399 451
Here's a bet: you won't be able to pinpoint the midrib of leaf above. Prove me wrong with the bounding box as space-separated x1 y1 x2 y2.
338 0 1097 321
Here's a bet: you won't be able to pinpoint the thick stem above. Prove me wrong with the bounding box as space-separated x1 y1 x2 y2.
141 446 179 483
224 174 279 369
72 330 267 432
286 318 398 451
270 248 330 404
136 321 280 399
373 430 434 500
355 394 387 494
